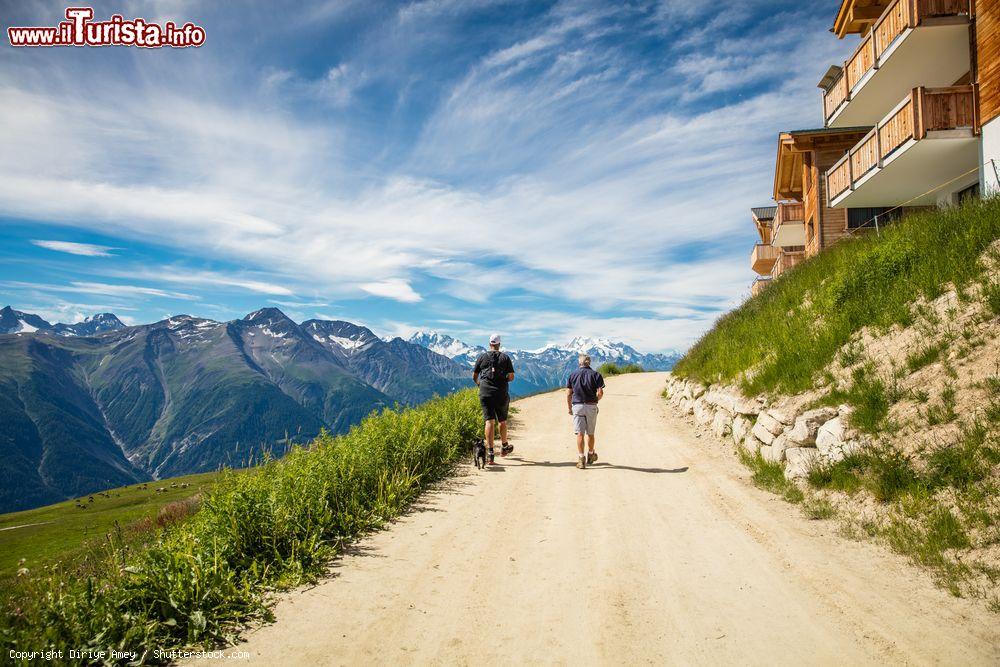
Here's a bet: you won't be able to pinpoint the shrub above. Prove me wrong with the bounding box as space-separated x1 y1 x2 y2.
598 362 644 376
865 446 922 502
1 390 482 657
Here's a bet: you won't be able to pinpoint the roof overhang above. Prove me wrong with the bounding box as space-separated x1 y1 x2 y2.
773 128 871 201
774 133 804 201
833 1 891 39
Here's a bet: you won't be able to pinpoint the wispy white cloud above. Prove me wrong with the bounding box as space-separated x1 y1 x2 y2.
103 267 295 296
0 281 196 300
360 279 422 303
0 0 855 351
31 240 118 257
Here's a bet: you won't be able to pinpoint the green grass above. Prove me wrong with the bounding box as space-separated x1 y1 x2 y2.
1 390 481 658
0 472 217 579
905 341 945 373
804 384 1000 598
736 447 804 504
673 199 1000 397
811 363 898 434
983 280 1000 316
598 362 644 376
801 496 836 520
924 385 958 426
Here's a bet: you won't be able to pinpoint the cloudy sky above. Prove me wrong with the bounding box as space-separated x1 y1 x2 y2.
0 0 853 352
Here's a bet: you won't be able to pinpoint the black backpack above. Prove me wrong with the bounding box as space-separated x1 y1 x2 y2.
480 351 503 383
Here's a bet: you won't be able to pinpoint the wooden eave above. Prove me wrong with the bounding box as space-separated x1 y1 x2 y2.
773 133 804 202
773 128 872 201
833 0 891 38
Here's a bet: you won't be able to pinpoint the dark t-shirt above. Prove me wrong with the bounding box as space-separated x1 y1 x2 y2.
474 351 514 398
567 366 605 404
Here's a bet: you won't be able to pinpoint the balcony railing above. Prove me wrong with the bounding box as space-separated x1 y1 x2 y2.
751 277 772 297
772 201 806 248
773 249 806 278
826 85 977 202
751 243 780 275
822 0 969 123
774 202 804 227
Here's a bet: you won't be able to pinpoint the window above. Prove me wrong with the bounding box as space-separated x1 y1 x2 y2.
956 182 979 204
847 207 900 230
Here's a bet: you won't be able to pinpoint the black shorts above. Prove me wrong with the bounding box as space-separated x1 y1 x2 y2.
480 394 510 422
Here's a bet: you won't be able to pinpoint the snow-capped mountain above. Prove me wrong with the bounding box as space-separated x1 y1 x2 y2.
0 306 126 336
536 336 656 365
0 306 54 334
408 331 681 395
304 319 382 355
408 331 485 365
53 312 126 336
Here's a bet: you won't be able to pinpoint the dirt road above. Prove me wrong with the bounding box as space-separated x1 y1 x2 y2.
197 372 998 665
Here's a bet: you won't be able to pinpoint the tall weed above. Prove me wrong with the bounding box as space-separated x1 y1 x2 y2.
1 390 482 658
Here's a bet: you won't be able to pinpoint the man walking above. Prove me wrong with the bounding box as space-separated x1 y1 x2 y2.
567 354 605 469
473 334 515 464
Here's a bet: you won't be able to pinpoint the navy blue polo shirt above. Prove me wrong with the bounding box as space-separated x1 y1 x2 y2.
567 366 605 404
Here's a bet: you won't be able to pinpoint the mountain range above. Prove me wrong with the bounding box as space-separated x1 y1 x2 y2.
0 306 678 512
0 306 468 512
407 331 681 396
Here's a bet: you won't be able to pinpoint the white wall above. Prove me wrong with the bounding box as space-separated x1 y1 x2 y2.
982 117 1000 197
935 169 982 207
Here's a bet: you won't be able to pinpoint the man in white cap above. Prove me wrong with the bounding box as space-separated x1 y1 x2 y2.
473 333 515 464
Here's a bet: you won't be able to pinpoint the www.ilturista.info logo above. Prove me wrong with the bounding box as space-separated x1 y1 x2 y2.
7 7 206 48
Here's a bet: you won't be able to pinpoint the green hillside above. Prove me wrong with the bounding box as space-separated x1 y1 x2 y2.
675 198 1000 396
0 472 218 579
672 198 1000 604
1 389 481 659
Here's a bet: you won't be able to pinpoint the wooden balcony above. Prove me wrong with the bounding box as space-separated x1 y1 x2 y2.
822 0 971 127
751 243 780 275
751 277 772 298
773 249 806 278
826 85 978 206
772 202 806 248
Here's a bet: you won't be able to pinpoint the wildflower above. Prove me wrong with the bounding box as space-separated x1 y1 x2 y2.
17 567 29 577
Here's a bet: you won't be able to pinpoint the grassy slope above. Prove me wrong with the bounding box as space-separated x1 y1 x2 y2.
2 389 481 658
674 198 1000 395
0 472 217 578
671 199 1000 606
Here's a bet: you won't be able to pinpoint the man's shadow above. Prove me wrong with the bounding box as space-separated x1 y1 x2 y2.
513 458 688 474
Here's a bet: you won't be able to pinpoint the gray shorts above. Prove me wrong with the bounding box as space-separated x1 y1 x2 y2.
572 403 599 436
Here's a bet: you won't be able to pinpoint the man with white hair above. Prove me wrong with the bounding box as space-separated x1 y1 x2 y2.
473 333 515 464
566 353 605 469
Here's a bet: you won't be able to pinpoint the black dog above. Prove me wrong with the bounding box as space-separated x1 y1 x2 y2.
473 439 487 469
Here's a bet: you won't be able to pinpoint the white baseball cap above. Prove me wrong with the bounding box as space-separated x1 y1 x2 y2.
489 333 501 345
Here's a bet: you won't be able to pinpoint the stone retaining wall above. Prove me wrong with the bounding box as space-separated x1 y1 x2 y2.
664 375 867 480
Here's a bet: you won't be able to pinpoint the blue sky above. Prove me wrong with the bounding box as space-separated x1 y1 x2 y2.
0 0 851 352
